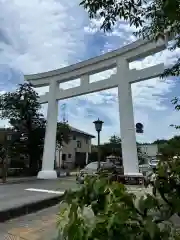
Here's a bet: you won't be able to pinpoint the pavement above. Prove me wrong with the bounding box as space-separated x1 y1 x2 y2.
0 205 59 240
0 176 78 222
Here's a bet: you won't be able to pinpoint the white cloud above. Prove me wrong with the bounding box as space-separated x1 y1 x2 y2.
82 19 179 112
0 0 179 144
0 0 87 74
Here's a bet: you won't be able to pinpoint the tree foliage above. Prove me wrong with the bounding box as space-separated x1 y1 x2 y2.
80 0 180 78
170 97 180 129
152 98 180 158
57 171 180 240
56 122 71 148
0 83 73 175
109 135 121 145
102 135 122 158
137 145 147 165
158 136 180 159
0 144 8 182
90 135 146 164
89 135 122 163
0 83 45 175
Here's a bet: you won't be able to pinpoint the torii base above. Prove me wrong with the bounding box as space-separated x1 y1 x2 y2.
37 170 57 179
111 172 144 185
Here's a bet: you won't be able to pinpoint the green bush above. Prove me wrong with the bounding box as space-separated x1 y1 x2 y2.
57 161 180 240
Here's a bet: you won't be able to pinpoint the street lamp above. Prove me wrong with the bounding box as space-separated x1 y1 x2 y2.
93 119 104 170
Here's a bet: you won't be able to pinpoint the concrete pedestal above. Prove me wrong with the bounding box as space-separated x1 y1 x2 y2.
124 172 143 176
37 170 57 179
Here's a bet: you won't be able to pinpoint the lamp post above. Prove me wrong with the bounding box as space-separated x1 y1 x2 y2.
93 119 104 170
57 133 63 169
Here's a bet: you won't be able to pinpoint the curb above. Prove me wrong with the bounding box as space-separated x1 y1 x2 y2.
0 174 75 185
0 178 39 185
69 172 78 176
0 194 64 223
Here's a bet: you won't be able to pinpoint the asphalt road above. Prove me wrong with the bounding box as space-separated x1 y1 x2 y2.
0 178 152 214
0 176 78 212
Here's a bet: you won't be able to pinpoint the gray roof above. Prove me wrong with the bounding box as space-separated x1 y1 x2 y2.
70 126 95 138
0 127 95 138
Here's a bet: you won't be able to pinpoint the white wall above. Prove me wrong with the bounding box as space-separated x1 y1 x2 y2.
139 144 158 158
55 134 92 169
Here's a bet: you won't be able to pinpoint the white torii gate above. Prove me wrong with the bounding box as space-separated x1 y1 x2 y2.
25 38 166 179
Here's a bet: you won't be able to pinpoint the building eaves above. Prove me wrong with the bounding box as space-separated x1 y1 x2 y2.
70 126 95 138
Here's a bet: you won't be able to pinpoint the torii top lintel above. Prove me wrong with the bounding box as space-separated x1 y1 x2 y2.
24 38 166 88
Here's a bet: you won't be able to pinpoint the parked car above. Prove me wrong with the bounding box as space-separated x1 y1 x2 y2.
149 159 159 169
76 161 116 183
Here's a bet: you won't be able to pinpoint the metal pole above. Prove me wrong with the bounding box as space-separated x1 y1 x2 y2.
97 131 100 170
59 145 63 168
58 147 60 168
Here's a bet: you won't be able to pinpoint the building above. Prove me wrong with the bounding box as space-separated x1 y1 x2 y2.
139 143 159 163
0 127 95 169
140 144 158 158
0 128 13 144
56 127 95 169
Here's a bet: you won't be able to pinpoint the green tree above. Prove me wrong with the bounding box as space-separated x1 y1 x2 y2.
89 135 122 163
107 135 122 157
56 122 71 148
154 97 180 158
171 97 180 129
80 0 180 78
153 139 168 145
56 122 71 169
137 145 147 165
109 135 121 145
101 135 122 159
0 83 46 175
0 84 76 175
0 144 7 183
158 135 180 158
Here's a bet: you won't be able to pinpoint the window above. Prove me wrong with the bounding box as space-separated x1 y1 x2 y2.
7 135 12 141
85 139 88 144
62 154 66 161
73 135 76 140
68 154 72 158
77 140 81 148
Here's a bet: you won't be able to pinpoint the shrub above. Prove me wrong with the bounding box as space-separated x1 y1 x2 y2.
57 165 180 240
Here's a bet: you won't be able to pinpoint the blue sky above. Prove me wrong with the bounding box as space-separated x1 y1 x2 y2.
0 0 180 144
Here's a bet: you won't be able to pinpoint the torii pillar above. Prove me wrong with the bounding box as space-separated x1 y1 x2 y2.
37 80 59 179
117 59 139 175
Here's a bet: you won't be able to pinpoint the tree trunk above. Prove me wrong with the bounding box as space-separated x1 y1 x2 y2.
28 156 39 176
2 159 7 183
